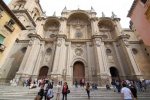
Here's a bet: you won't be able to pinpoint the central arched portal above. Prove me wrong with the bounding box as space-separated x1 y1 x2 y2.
73 61 85 83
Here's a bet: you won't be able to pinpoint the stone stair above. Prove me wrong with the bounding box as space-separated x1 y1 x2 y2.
0 85 150 100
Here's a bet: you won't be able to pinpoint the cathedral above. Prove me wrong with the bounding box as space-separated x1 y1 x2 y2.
0 0 150 86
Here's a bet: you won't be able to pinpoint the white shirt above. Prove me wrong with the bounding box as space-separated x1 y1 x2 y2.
56 85 61 93
121 87 132 99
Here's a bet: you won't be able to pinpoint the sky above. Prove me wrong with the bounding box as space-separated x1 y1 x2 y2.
4 0 134 28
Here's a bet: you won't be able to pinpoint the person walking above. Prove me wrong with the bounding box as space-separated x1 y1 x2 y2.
38 84 44 100
62 82 68 100
85 82 91 99
47 85 54 100
56 82 61 100
130 85 138 100
121 83 133 100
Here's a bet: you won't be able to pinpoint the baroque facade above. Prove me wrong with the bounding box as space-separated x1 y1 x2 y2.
0 0 150 85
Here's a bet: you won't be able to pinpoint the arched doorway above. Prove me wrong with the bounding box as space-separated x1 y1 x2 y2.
38 66 49 79
110 67 119 81
73 61 85 83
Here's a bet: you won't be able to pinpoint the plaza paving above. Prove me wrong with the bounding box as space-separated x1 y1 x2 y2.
0 85 150 100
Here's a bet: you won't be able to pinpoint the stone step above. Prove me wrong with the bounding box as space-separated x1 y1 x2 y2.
0 85 150 100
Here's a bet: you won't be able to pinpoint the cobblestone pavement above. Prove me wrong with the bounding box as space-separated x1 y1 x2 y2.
0 85 150 100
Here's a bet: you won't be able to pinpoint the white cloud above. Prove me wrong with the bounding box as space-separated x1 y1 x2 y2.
4 0 134 28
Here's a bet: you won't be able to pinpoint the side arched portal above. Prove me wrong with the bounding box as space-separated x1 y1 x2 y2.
73 61 85 83
109 67 119 81
38 66 49 79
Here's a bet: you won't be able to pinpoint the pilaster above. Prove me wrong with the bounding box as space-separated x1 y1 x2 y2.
91 17 98 35
51 35 67 75
122 36 143 78
93 35 108 76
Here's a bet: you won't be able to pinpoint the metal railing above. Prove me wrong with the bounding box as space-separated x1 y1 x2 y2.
4 22 15 32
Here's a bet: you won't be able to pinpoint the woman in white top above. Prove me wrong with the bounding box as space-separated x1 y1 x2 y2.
47 85 53 100
56 82 61 100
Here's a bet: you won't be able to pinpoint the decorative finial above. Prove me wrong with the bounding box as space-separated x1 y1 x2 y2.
91 6 96 12
62 6 67 12
42 11 46 16
53 11 56 16
102 12 105 17
77 5 80 10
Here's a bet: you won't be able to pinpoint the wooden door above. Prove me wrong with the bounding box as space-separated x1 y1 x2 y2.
38 66 48 79
73 62 85 82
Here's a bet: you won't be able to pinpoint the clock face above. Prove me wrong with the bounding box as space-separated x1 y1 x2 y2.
76 32 83 38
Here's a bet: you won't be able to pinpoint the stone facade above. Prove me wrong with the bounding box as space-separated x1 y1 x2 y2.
0 0 150 85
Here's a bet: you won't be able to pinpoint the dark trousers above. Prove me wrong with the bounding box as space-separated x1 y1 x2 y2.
86 90 90 97
62 93 67 100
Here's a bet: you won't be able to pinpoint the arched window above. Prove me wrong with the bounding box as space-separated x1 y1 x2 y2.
46 48 52 53
21 47 27 53
106 49 111 55
132 48 138 55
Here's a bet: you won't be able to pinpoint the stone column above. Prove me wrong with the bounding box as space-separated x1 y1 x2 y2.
51 36 67 75
123 38 142 77
60 17 67 34
22 38 41 75
16 39 33 74
113 42 125 76
65 43 71 75
93 36 109 86
113 18 122 36
32 43 44 76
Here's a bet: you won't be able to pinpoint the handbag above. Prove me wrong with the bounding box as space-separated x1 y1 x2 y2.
67 90 70 94
34 95 41 100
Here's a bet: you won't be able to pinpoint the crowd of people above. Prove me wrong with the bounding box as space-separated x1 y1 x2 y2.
9 77 150 100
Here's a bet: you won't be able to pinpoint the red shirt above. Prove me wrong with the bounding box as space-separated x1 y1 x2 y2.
63 86 67 92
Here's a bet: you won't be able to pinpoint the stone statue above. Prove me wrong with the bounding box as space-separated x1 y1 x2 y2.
111 12 117 18
102 12 105 17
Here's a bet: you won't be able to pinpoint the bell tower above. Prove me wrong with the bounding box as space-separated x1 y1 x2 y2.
8 0 43 28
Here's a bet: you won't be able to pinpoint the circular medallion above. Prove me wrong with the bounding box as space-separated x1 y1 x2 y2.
75 48 83 56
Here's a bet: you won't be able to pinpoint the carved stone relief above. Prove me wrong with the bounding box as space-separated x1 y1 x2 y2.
75 48 83 56
96 40 101 46
57 39 62 46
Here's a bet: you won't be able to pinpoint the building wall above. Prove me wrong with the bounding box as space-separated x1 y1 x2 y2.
0 4 22 75
129 0 150 46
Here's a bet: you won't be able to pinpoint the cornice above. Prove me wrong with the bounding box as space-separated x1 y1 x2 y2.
57 34 67 39
127 0 138 17
28 33 43 41
12 10 36 27
128 41 141 44
66 39 91 42
90 17 98 21
116 34 130 41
